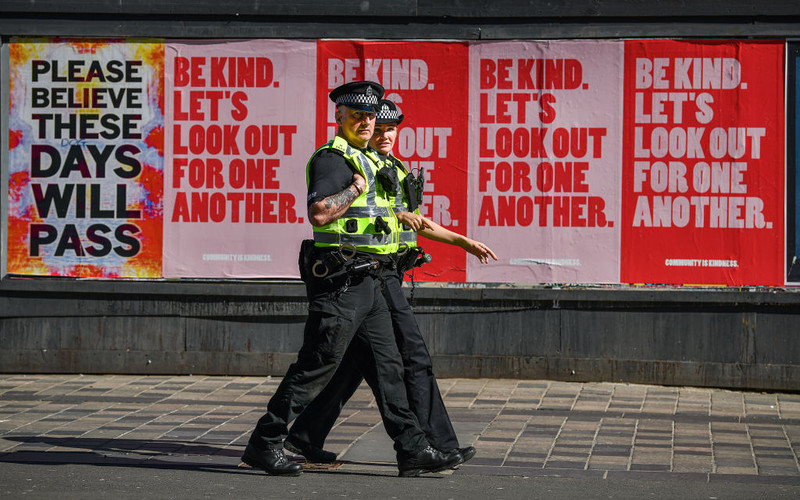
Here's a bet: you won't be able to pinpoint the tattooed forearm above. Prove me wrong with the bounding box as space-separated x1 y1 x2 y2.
308 184 361 227
323 185 359 212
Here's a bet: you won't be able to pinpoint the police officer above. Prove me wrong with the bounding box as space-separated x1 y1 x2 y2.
285 99 497 466
241 82 460 477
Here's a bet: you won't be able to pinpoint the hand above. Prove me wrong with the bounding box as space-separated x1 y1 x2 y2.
396 211 432 232
352 173 366 195
463 239 498 264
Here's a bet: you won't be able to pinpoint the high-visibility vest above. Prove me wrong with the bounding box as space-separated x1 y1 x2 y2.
306 137 399 255
385 155 419 248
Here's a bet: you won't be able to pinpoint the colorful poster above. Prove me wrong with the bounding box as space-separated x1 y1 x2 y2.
316 41 470 282
7 39 164 277
621 40 785 286
467 41 623 283
163 40 315 278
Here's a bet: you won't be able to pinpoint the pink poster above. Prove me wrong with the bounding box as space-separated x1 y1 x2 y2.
163 40 316 278
468 41 623 283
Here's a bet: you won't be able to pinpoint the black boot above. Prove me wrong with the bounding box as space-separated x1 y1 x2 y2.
241 444 303 476
452 446 477 468
284 436 337 463
397 446 461 477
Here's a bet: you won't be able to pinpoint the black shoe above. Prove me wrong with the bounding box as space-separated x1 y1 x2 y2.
397 446 461 477
241 444 303 476
452 446 476 468
284 436 337 463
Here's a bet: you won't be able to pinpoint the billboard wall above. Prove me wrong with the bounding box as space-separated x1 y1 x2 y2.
4 38 791 286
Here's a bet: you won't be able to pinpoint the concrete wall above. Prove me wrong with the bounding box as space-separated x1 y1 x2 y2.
2 279 798 391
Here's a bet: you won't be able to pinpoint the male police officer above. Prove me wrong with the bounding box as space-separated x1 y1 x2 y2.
241 83 459 477
285 99 496 466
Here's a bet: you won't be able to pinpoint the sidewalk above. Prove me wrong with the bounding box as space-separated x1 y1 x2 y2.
2 374 800 487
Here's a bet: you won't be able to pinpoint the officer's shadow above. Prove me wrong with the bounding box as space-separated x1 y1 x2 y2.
0 435 413 478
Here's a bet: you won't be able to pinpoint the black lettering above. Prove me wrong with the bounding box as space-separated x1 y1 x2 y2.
122 114 142 139
87 144 114 178
99 114 120 139
29 223 58 256
114 223 141 257
60 145 92 178
31 183 73 218
114 145 142 178
85 60 106 82
31 144 61 177
31 88 49 107
31 60 50 82
106 60 124 83
89 184 115 218
55 224 85 256
86 224 112 257
116 184 141 218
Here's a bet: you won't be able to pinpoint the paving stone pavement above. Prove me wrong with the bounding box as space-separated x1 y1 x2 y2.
1 374 800 485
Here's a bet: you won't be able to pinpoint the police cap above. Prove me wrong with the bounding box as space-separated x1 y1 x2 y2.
375 99 404 124
329 80 384 113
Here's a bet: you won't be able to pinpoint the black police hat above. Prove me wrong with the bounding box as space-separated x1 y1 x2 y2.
375 99 404 124
329 80 385 113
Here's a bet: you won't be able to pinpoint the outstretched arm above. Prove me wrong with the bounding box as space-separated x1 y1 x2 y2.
308 173 366 227
418 217 498 264
396 211 433 232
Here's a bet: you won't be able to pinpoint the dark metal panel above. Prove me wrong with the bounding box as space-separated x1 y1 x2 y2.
3 0 800 18
0 318 61 349
0 349 296 375
429 355 800 392
417 0 800 18
752 313 800 365
0 277 308 298
0 0 416 16
420 309 561 356
0 18 481 39
184 317 303 353
560 310 755 363
475 21 800 39
3 17 800 40
0 316 185 351
0 291 308 318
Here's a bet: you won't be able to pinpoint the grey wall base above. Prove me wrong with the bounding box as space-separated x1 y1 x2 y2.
1 280 799 392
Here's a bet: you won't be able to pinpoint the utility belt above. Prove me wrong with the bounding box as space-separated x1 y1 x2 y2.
299 240 390 287
394 244 431 276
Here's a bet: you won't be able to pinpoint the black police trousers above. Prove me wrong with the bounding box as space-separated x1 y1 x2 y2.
247 272 429 458
287 270 460 452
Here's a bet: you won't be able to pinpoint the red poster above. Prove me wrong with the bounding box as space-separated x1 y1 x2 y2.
316 41 469 282
621 40 785 286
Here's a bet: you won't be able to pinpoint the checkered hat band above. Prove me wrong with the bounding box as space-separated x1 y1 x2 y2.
377 108 399 120
336 93 378 106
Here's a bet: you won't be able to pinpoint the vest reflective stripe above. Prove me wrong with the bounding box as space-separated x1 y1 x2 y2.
398 231 417 244
343 206 392 218
314 231 394 246
351 151 379 208
308 137 399 255
387 155 418 248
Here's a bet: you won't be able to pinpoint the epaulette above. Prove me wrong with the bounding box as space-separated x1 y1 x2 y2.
329 136 351 156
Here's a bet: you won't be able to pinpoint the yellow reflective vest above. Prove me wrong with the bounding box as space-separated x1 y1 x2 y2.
385 155 419 248
306 137 399 255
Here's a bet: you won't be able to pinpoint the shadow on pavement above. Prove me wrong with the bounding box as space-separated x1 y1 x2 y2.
0 435 403 478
